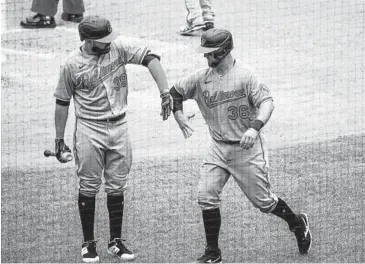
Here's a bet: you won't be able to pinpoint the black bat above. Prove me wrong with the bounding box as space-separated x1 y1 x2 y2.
44 150 73 161
44 150 56 157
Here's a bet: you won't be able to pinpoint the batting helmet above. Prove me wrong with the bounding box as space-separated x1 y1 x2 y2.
78 15 118 43
196 28 234 54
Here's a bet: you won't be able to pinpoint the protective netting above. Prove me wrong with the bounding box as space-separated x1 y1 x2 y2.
1 0 364 262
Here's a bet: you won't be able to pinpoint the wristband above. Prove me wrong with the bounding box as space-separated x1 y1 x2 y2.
160 91 170 98
250 120 264 131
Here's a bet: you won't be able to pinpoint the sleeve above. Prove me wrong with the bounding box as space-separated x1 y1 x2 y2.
114 36 155 65
248 73 273 108
54 63 75 101
174 72 200 101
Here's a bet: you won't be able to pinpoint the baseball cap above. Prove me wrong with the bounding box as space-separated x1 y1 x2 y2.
196 28 233 53
78 15 118 43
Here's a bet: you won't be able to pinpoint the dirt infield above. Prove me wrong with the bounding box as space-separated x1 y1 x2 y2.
2 0 364 169
1 134 364 262
1 0 365 262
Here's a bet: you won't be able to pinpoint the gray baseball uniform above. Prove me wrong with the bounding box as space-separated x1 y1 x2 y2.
54 36 155 196
174 60 278 211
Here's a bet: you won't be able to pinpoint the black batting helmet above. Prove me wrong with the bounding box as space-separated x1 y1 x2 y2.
196 28 233 54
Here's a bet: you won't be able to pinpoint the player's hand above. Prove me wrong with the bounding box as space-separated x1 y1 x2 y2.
174 111 195 139
160 92 173 121
240 128 259 149
55 138 72 163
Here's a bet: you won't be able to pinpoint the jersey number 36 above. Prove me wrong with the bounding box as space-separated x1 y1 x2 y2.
227 105 250 120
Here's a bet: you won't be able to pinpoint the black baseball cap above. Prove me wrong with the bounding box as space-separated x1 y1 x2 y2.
196 28 233 53
78 15 118 43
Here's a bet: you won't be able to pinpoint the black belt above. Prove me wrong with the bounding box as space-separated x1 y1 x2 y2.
214 139 240 145
101 112 126 122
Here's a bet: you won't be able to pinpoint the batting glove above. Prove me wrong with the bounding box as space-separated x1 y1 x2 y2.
55 138 72 163
160 92 173 121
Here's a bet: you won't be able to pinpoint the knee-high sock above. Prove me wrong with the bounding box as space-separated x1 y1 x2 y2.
107 194 124 240
271 197 299 229
202 208 221 248
78 193 96 242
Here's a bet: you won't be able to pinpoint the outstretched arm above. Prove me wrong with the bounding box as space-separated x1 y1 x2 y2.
146 58 170 94
146 58 172 120
170 86 194 139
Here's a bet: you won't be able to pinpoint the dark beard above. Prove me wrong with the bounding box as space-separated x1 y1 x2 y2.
92 46 110 56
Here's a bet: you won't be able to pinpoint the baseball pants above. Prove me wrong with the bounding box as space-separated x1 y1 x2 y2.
184 0 215 23
73 117 132 197
198 134 278 212
31 0 85 17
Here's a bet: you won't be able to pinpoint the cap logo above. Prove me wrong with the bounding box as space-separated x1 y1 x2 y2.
201 38 206 46
107 22 112 33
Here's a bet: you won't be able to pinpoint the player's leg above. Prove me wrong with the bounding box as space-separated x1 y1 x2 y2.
229 134 311 254
74 118 107 262
61 0 85 22
104 119 135 261
180 0 205 35
20 0 57 28
199 0 215 29
195 142 230 263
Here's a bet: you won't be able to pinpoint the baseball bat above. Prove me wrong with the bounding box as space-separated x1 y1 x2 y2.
44 150 73 161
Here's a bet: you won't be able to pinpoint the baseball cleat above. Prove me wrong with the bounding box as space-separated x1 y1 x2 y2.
204 22 215 30
61 12 84 23
180 22 206 35
194 245 222 263
292 213 312 254
107 238 136 261
20 14 56 29
81 240 99 263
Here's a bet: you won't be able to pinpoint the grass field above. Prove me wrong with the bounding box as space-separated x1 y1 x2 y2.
1 0 365 262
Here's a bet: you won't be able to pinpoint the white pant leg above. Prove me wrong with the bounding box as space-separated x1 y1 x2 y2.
199 0 215 22
184 0 203 23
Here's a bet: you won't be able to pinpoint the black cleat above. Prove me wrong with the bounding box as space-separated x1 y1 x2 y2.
204 22 215 30
107 238 136 261
291 213 312 254
195 245 222 263
61 12 84 23
20 13 56 29
81 240 99 263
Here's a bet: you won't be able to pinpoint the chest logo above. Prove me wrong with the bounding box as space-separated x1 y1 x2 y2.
76 57 124 91
203 88 247 108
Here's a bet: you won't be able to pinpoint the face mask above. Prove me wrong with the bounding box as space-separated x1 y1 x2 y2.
92 43 111 56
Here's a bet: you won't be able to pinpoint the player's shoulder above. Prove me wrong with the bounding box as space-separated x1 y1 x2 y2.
62 47 84 67
190 67 212 81
234 60 256 74
112 35 145 49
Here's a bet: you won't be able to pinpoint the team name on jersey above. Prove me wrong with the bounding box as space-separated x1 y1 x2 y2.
203 87 247 109
76 57 125 91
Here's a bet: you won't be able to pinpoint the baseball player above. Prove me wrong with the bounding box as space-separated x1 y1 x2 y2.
169 28 312 263
20 0 85 28
54 15 172 262
180 0 215 35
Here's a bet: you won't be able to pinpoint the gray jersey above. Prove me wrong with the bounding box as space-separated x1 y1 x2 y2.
174 60 273 142
54 36 154 120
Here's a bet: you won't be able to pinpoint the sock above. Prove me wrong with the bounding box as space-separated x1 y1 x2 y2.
107 194 124 241
78 193 96 242
202 208 221 249
271 197 299 228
